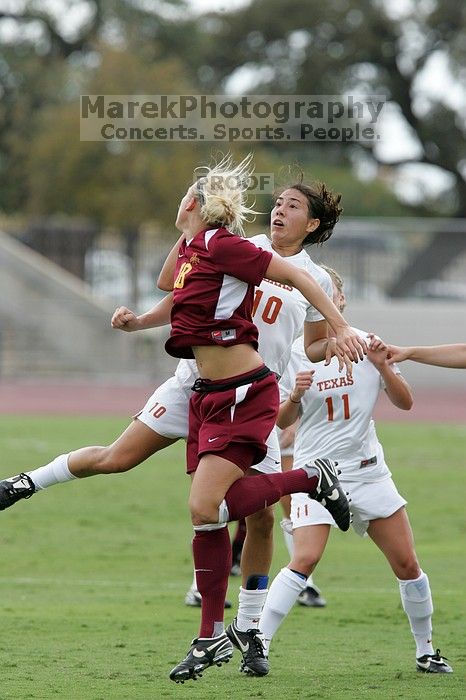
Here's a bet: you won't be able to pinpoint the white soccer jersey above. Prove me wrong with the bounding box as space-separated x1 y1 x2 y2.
280 330 401 482
248 234 332 377
174 234 333 387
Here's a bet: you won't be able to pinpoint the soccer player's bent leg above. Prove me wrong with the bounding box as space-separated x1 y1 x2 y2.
216 461 349 531
368 508 453 673
0 421 175 511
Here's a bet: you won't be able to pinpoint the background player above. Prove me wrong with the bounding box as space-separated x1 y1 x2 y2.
259 267 453 675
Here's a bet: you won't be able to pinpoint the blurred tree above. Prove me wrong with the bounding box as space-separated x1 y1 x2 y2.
0 0 412 228
25 47 205 228
0 0 198 214
194 0 466 217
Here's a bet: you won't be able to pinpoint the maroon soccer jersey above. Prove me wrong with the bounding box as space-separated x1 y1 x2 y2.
166 227 273 359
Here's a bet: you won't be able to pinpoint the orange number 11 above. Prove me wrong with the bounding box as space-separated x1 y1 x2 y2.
325 394 350 421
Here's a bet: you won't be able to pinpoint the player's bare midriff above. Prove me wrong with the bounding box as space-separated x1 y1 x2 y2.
192 343 264 380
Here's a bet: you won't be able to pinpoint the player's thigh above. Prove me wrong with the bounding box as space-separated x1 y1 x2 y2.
109 419 177 467
189 454 244 512
292 523 330 568
367 506 419 575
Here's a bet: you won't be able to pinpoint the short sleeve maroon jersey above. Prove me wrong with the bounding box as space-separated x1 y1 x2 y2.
165 227 273 359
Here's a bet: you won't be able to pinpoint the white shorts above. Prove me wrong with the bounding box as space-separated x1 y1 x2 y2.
291 476 407 537
136 376 281 474
135 376 190 439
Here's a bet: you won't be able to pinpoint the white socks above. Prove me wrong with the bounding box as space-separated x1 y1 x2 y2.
27 453 76 490
259 567 307 653
236 587 268 632
398 570 435 658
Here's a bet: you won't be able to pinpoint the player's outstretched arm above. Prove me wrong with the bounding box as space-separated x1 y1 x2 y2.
264 255 367 367
111 292 173 332
387 343 466 369
368 335 413 410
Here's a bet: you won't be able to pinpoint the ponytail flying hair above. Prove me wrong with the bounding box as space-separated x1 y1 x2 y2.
194 153 259 236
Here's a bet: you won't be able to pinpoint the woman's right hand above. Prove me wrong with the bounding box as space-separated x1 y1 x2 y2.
290 370 314 402
385 343 409 364
111 306 140 332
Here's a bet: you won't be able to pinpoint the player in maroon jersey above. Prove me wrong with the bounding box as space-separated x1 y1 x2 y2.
164 154 366 683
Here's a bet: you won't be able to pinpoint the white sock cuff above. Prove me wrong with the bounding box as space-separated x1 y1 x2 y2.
398 570 430 599
398 570 433 617
237 586 268 631
281 567 308 592
55 453 75 481
28 452 75 490
193 522 228 532
259 567 305 633
239 586 269 600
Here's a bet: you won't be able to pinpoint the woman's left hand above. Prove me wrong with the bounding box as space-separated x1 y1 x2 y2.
334 326 367 366
325 336 353 375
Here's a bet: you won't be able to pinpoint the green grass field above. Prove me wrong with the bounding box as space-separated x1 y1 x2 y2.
0 416 465 700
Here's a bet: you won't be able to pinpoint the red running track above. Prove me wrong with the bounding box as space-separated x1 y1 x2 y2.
0 381 465 423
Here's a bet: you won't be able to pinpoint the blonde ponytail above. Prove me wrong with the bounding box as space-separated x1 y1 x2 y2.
194 154 259 235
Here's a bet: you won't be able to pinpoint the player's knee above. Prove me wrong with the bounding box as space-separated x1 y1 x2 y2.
188 494 218 525
292 550 321 571
396 556 421 581
246 507 275 536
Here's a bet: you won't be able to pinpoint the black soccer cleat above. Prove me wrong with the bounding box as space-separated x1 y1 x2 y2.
297 585 327 608
304 458 351 531
416 649 453 673
226 618 269 676
169 633 233 683
0 473 36 511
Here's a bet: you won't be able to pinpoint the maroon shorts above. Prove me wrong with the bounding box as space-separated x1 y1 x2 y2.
186 365 279 474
